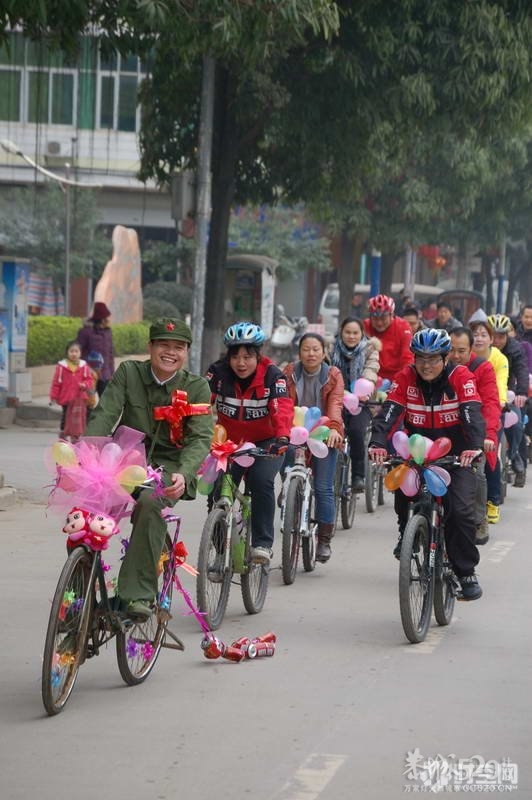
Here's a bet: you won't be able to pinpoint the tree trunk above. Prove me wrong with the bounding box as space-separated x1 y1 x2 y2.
201 67 239 371
337 228 364 324
380 251 395 295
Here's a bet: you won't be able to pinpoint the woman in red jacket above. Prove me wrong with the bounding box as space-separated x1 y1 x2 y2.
49 340 94 441
206 322 293 566
283 333 344 563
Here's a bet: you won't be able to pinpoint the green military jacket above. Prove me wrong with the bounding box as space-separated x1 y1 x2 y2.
86 359 214 499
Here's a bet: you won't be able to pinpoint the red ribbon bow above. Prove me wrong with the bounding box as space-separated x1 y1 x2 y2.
153 389 211 446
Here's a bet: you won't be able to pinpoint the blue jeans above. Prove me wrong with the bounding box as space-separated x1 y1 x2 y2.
312 448 338 525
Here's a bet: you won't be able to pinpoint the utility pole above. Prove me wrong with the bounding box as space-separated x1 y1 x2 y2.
189 56 215 374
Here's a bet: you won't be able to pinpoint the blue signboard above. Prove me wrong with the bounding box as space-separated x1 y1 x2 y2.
2 260 30 352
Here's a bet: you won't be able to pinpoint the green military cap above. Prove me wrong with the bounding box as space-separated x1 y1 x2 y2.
149 317 192 343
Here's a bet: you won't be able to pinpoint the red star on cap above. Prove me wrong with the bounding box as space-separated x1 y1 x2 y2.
166 322 175 331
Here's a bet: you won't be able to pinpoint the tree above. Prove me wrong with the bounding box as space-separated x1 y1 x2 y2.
0 183 111 287
229 205 331 281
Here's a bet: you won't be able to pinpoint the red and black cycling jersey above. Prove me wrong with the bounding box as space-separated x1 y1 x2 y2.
205 356 293 444
370 362 485 452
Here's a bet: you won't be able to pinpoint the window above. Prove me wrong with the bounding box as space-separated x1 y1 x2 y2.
0 70 21 120
0 32 142 131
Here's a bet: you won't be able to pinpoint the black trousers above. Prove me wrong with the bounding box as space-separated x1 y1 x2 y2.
344 406 372 481
394 465 480 578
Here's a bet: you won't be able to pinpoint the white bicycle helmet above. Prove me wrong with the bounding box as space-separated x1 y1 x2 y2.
223 322 266 347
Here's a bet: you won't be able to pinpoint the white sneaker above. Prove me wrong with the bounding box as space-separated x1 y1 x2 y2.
250 546 272 565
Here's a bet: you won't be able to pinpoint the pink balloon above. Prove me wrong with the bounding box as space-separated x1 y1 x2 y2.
290 426 309 445
507 390 515 404
306 438 328 458
423 436 434 454
400 466 420 497
343 392 359 414
426 437 452 461
504 410 519 428
354 378 374 397
314 415 331 429
392 430 410 459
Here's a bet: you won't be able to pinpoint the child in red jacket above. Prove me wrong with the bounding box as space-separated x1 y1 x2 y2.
49 340 94 441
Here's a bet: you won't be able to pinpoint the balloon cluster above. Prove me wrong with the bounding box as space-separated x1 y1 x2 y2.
343 377 390 415
289 406 331 458
384 432 452 497
197 424 257 495
503 390 519 428
48 426 150 518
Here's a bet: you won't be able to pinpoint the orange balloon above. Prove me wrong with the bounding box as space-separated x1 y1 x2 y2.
212 424 228 445
384 462 410 491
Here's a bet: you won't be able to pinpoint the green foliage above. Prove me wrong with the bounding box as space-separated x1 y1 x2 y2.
143 281 193 315
0 184 111 288
27 317 150 366
229 205 331 279
142 239 196 284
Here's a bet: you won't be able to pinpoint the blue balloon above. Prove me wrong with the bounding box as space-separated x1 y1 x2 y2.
423 467 448 497
304 406 322 431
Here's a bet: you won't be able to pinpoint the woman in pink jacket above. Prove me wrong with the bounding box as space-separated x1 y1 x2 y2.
49 340 94 441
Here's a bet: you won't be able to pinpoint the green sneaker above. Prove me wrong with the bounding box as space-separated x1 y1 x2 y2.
125 600 153 621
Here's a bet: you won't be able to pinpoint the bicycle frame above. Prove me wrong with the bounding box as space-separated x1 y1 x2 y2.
214 466 253 576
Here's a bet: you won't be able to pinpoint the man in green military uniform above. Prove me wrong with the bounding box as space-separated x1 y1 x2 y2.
86 318 214 620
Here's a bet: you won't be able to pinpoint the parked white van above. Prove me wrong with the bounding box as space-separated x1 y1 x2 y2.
317 282 443 339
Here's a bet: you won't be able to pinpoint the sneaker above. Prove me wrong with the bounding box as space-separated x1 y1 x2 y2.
458 574 483 601
486 501 500 524
352 476 365 493
125 600 153 621
250 546 272 565
393 535 403 560
513 471 526 488
207 553 225 583
475 519 489 546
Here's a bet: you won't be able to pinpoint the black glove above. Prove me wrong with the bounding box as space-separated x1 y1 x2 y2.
269 437 290 455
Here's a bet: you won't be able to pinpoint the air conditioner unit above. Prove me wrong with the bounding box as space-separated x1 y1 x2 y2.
46 141 62 156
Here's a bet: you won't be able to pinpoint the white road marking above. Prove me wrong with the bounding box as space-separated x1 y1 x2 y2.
485 540 515 563
403 624 450 654
274 753 348 799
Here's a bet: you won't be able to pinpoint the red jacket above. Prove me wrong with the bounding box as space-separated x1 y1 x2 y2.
363 316 414 381
465 354 501 470
370 363 485 453
206 356 293 444
50 360 94 405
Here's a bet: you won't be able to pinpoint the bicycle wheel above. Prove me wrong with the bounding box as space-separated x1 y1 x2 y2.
302 491 317 572
333 457 343 531
377 471 385 506
340 471 357 529
433 538 456 626
42 546 94 715
399 514 434 643
241 545 269 615
365 454 378 513
116 533 173 685
281 476 304 584
196 508 232 630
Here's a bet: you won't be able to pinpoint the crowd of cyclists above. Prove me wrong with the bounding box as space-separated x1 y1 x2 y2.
83 293 532 620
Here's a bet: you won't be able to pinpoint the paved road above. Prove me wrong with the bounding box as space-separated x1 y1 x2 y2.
1 426 531 798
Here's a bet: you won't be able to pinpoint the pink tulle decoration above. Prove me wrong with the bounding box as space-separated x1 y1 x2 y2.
233 442 256 467
47 426 148 520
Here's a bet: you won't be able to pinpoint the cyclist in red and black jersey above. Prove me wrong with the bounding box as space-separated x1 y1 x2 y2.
205 322 294 566
368 328 485 600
